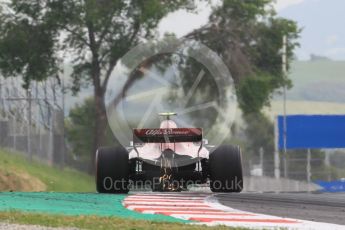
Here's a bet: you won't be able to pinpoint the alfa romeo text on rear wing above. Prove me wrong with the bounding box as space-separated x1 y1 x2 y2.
133 128 202 143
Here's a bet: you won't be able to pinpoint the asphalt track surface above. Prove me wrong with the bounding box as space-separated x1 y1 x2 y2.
216 192 345 225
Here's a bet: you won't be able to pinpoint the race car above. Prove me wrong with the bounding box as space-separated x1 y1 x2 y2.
96 113 243 193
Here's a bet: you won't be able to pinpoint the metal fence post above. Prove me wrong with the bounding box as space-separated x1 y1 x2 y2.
307 149 311 191
274 116 280 179
259 147 264 176
27 89 32 161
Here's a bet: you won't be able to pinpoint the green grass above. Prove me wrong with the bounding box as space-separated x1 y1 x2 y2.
289 60 345 84
278 60 345 102
0 211 245 230
0 148 94 192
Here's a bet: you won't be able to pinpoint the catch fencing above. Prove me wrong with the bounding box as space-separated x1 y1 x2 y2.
0 76 66 166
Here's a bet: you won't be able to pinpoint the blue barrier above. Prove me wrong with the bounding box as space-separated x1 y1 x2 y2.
315 179 345 192
277 115 345 149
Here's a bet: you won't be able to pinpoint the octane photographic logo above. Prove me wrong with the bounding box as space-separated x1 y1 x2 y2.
102 177 243 192
105 38 237 167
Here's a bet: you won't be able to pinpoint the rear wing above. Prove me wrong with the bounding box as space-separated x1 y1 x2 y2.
133 128 202 143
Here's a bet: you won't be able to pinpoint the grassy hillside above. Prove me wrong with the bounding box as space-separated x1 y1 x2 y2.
0 148 94 192
266 60 345 118
275 60 345 103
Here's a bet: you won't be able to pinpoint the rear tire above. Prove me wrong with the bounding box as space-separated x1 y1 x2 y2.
96 146 129 193
209 145 243 192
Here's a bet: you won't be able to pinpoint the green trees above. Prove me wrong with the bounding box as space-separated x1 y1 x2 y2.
181 0 300 173
185 0 300 114
0 0 195 172
65 97 119 168
0 0 301 174
65 98 95 162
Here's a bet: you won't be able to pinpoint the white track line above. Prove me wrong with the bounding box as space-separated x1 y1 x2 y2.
125 202 206 206
125 197 205 200
125 205 218 211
